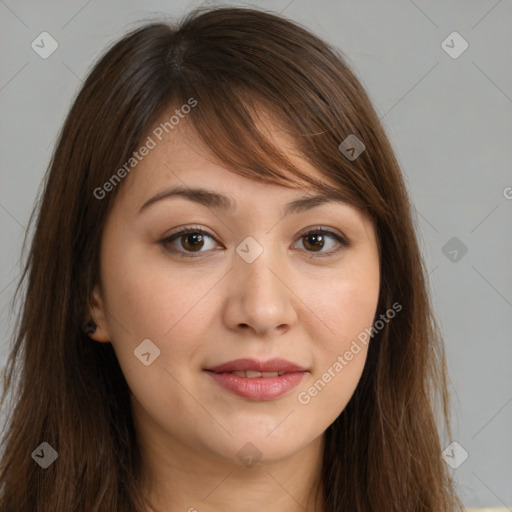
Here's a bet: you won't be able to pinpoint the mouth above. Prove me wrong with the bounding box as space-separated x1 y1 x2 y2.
204 357 307 374
209 370 287 378
203 358 308 401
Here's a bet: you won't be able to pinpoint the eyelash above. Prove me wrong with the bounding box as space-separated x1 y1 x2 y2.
159 225 349 259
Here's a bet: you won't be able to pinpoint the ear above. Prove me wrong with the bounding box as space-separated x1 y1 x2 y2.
85 283 112 343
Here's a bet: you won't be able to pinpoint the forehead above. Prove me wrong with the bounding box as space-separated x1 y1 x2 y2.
115 110 336 209
102 109 376 243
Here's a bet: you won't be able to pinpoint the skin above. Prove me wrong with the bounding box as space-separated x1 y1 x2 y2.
88 109 381 512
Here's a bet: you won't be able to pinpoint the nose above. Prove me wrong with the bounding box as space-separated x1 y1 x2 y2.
221 243 299 338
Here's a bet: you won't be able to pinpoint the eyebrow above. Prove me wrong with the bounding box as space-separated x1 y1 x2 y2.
138 186 347 217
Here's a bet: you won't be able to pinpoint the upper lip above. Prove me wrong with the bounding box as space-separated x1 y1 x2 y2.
205 358 307 373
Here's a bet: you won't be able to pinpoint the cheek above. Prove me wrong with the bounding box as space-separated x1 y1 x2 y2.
103 262 172 336
324 284 379 350
312 282 376 386
309 261 380 355
296 259 379 415
101 243 221 371
101 236 192 335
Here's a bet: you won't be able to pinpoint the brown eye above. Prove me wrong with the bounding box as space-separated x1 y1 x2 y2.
160 226 348 259
302 232 326 252
294 228 348 257
161 227 219 257
180 232 205 252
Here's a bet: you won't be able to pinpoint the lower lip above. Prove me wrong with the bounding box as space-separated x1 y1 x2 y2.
204 371 306 401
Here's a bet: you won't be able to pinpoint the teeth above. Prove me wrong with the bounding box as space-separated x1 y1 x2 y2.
228 370 284 378
245 370 262 378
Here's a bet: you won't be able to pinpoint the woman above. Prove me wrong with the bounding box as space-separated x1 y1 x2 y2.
0 6 464 511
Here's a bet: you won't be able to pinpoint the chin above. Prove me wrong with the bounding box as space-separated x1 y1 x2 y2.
222 424 315 464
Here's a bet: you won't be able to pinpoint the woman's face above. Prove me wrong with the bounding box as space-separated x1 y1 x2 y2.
89 113 380 471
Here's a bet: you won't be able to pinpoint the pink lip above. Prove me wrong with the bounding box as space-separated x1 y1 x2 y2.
204 358 307 401
205 357 306 373
205 371 306 401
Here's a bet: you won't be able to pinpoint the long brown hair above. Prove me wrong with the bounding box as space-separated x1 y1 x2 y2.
0 6 463 511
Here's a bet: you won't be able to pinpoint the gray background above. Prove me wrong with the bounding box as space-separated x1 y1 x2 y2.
1 0 511 508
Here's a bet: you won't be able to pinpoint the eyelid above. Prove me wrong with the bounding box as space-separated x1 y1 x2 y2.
159 224 350 258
